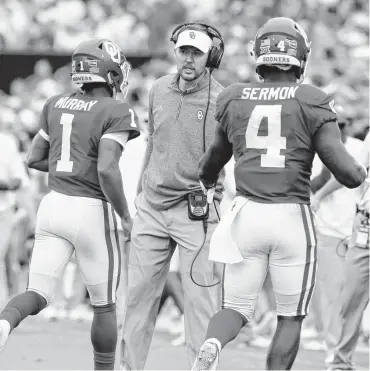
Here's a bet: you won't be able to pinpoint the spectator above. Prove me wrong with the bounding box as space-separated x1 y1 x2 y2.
312 132 369 369
310 107 366 362
0 130 35 308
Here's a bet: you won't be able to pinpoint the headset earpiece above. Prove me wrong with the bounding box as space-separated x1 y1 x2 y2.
206 32 224 69
170 24 184 43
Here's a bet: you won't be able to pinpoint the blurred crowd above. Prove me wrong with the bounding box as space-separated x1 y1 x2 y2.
0 0 369 143
0 0 368 361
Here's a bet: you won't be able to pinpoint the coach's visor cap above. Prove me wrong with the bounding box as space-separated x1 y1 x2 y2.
175 30 212 53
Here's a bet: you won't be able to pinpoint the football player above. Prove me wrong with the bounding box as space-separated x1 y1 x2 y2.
0 38 140 370
192 18 367 370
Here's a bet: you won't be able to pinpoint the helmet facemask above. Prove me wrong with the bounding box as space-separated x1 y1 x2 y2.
119 60 131 100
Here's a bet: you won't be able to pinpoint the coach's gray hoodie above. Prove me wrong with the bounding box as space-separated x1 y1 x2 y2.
142 69 225 211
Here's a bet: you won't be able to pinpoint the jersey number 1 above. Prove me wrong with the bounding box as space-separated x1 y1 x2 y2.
56 113 74 172
245 105 286 168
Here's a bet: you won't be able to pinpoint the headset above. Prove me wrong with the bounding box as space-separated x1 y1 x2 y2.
170 22 224 70
170 22 224 133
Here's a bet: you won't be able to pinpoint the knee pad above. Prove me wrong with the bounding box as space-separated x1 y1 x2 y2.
87 281 118 307
27 273 57 306
222 298 254 322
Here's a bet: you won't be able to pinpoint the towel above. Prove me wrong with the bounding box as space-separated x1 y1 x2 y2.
209 196 248 264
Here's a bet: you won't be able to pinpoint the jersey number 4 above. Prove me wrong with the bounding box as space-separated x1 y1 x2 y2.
245 105 286 168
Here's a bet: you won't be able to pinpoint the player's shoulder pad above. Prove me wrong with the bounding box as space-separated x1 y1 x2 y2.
216 83 250 121
296 84 334 107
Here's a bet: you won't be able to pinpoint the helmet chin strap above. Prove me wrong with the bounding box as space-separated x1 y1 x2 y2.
107 70 130 101
297 60 308 84
107 72 117 98
275 65 292 71
115 90 125 101
113 85 130 101
112 86 118 99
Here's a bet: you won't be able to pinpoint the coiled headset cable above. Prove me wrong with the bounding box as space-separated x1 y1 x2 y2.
190 69 223 288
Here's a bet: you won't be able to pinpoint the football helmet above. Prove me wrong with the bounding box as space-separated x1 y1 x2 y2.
251 17 311 82
71 38 131 98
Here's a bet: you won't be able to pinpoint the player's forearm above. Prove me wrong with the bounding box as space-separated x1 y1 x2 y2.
27 134 50 172
332 158 366 189
198 145 231 185
28 159 49 172
137 136 153 195
98 166 130 219
318 143 366 188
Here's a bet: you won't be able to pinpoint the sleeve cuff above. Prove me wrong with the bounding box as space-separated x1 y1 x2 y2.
101 132 129 149
39 129 50 142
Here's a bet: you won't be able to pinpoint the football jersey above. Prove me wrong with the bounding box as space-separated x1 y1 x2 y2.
39 92 140 201
216 82 337 204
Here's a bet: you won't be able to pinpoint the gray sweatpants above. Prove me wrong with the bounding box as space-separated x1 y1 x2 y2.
119 192 222 370
0 209 15 309
329 215 369 370
311 233 346 351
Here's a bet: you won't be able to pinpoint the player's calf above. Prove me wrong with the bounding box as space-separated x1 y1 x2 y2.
91 303 117 370
0 290 47 331
192 308 248 370
0 290 47 352
266 315 305 370
205 308 248 349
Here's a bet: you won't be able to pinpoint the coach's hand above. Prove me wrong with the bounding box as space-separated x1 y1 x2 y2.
121 216 133 242
200 180 216 204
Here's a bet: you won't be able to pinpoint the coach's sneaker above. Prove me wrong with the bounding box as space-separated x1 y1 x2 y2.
191 339 220 371
0 320 11 352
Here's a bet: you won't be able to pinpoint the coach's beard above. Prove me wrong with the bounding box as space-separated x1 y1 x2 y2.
180 67 205 82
